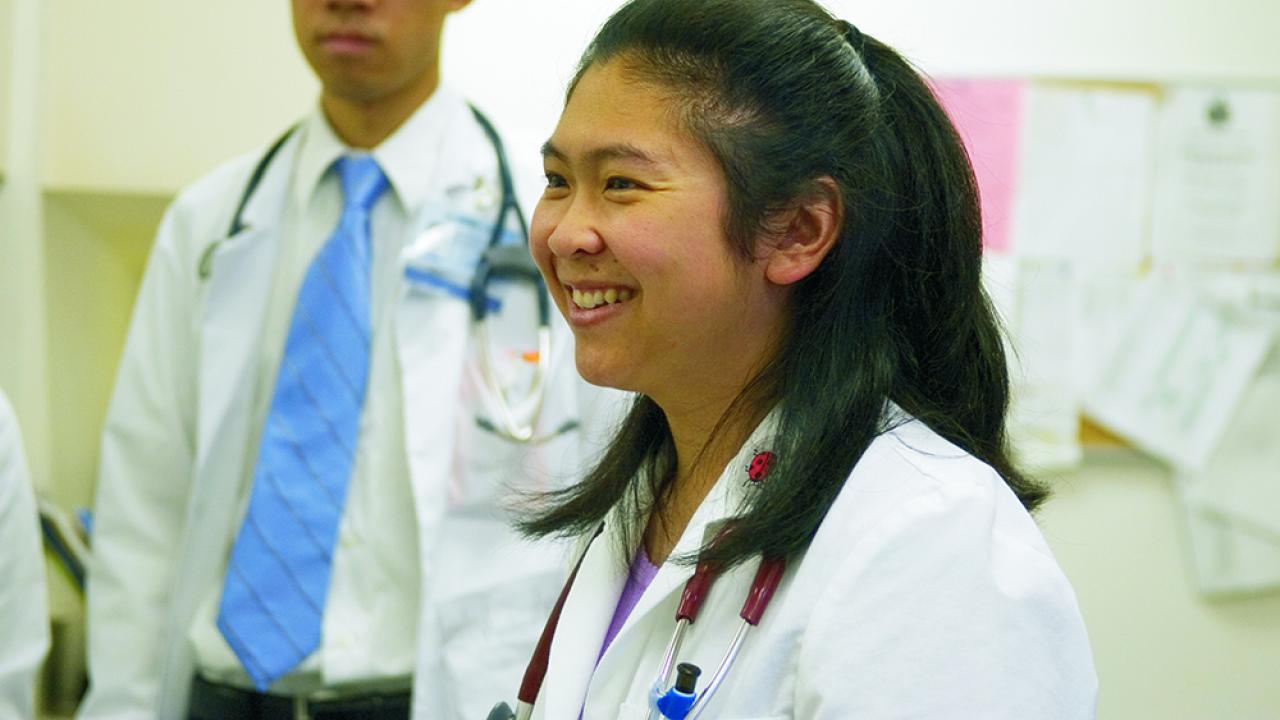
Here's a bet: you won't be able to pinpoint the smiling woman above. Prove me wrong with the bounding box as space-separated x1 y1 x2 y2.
514 0 1098 718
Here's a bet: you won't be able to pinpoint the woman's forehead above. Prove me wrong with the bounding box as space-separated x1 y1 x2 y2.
546 62 697 167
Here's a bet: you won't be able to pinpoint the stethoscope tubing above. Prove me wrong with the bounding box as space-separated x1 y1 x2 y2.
515 522 787 719
645 554 785 719
681 556 786 719
685 620 750 720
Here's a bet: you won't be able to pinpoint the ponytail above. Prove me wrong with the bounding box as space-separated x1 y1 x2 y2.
855 33 1045 508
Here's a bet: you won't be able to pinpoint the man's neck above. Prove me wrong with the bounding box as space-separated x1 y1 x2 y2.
320 71 439 150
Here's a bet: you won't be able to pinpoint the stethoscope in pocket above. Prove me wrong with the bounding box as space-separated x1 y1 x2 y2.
204 106 570 445
489 523 787 720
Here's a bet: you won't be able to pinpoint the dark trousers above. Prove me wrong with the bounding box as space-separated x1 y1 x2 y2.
188 675 411 720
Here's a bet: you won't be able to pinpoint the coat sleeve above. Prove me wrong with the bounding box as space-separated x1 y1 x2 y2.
0 393 50 720
76 199 203 720
793 471 1098 720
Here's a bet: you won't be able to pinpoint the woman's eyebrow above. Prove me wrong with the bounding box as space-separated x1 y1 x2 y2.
541 140 664 169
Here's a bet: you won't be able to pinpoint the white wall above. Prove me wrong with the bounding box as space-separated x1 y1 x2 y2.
446 0 1280 215
14 0 1280 717
1040 453 1280 717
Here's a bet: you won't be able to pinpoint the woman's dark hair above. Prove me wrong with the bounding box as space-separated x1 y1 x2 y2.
521 0 1046 570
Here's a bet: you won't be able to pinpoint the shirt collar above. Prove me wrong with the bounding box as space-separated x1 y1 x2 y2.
291 84 459 212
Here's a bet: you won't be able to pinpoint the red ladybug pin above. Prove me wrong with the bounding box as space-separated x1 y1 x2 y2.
746 451 775 483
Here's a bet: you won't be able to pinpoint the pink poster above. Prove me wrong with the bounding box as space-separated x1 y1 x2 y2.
931 78 1026 253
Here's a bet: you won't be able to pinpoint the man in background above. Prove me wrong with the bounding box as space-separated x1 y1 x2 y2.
78 1 582 718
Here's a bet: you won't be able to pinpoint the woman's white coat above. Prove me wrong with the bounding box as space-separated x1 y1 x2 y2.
537 415 1098 720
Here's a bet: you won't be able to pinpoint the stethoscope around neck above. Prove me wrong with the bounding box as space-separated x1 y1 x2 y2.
204 105 559 444
490 523 788 720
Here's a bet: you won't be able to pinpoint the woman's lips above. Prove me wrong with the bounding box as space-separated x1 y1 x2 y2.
562 284 637 327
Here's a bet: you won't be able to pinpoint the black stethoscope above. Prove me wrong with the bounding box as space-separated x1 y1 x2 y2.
206 106 562 444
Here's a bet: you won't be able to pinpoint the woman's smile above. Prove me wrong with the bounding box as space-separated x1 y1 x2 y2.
562 282 639 327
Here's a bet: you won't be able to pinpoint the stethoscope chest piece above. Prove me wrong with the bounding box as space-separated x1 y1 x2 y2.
653 663 701 719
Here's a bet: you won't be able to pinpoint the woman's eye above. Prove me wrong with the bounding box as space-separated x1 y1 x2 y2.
604 176 639 191
544 171 568 189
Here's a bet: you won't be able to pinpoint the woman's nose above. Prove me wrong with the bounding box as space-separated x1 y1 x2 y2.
542 197 606 258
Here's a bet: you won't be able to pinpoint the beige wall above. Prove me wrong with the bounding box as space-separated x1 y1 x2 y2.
1 0 51 489
1040 453 1280 717
41 194 163 511
5 0 1279 717
0 0 10 175
41 0 315 193
42 0 1280 194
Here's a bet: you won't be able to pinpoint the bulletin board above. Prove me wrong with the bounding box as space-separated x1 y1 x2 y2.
935 77 1280 594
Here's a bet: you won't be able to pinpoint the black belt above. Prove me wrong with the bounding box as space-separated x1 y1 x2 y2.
189 675 411 720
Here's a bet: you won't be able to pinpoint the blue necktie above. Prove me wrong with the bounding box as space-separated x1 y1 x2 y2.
217 155 389 690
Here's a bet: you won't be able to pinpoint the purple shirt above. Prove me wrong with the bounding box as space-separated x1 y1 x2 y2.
597 545 661 663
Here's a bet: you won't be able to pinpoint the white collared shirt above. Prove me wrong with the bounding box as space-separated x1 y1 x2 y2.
189 87 467 692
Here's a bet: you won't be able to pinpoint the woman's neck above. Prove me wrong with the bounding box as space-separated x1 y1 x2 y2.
643 396 763 565
641 317 782 564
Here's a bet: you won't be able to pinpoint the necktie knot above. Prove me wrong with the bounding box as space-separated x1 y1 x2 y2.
335 154 389 215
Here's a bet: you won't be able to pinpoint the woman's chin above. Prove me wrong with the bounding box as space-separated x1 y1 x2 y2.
574 355 638 394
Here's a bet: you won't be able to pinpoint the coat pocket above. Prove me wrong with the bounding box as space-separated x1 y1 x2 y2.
434 561 563 720
449 408 531 511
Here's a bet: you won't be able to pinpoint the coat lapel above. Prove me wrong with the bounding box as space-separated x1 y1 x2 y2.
584 418 781 713
540 522 630 719
194 226 279 474
592 477 737 676
164 210 284 714
192 131 299 478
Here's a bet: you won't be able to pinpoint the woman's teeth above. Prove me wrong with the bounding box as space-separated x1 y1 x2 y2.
571 287 634 310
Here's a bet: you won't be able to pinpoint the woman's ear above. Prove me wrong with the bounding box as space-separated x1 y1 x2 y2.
762 177 842 286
